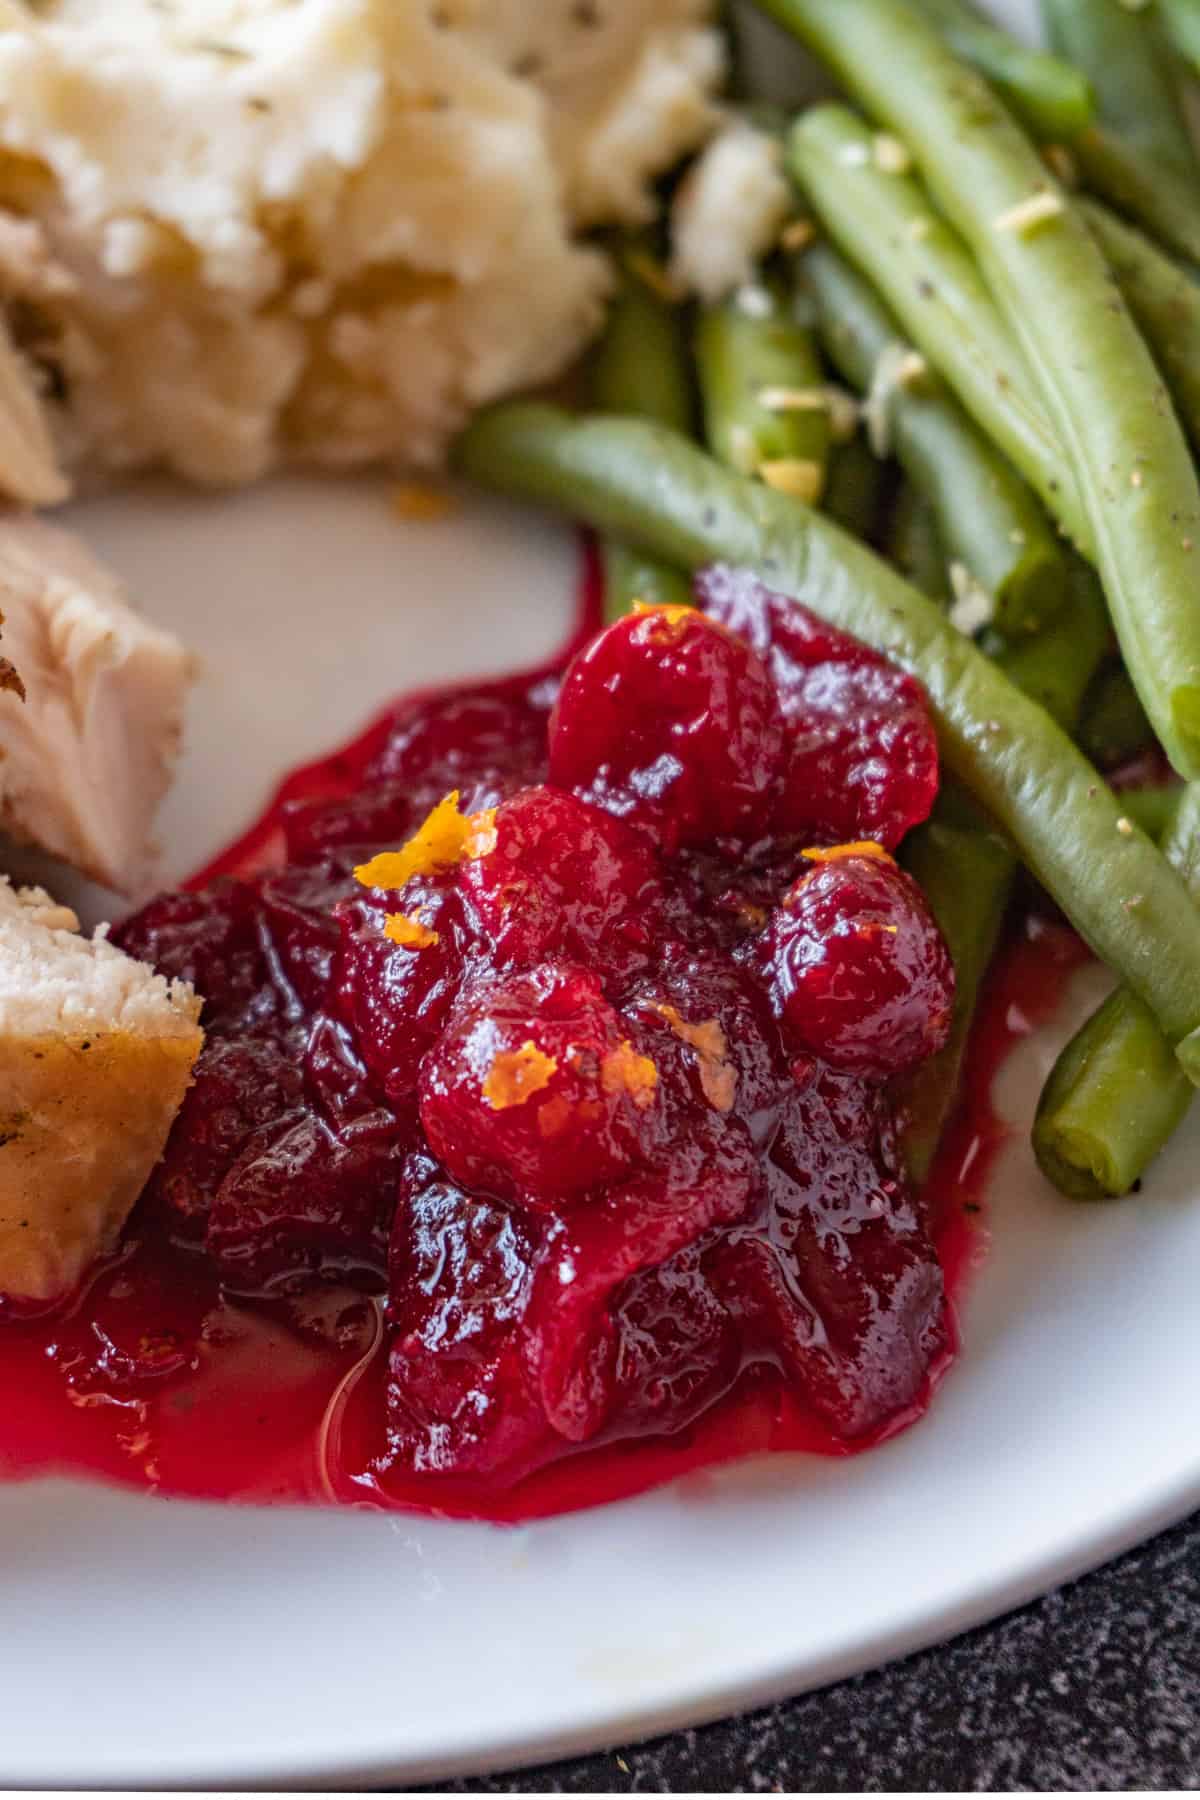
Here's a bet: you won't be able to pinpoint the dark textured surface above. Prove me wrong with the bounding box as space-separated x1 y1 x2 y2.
432 1510 1200 1792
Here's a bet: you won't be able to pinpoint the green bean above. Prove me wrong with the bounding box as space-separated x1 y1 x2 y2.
897 785 1014 1183
599 542 691 625
1034 780 1200 1198
785 106 1091 552
1071 125 1200 267
1117 781 1182 842
1078 198 1200 455
915 0 1200 256
887 482 952 604
694 277 832 501
1041 0 1197 178
590 255 693 433
897 559 1114 1180
821 432 889 542
759 0 1200 782
1079 659 1156 770
987 559 1112 732
455 404 1200 1079
802 237 1066 635
914 0 1094 139
590 251 693 623
1161 0 1200 72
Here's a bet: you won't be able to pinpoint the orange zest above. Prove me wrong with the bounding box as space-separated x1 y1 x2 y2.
483 1041 558 1111
800 840 893 866
600 1039 659 1110
632 598 695 644
382 911 439 949
653 1003 738 1113
354 791 497 891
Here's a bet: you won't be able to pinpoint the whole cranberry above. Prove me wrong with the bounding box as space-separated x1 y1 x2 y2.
696 565 939 851
419 963 661 1205
761 847 954 1078
548 606 786 851
459 784 665 976
332 874 466 1105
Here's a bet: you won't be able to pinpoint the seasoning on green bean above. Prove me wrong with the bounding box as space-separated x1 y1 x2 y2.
589 250 693 623
1078 198 1200 456
1115 781 1182 844
694 276 833 503
758 0 1200 783
1040 0 1197 179
785 106 1091 553
802 236 1066 635
455 404 1200 1079
913 0 1094 140
1034 781 1200 1199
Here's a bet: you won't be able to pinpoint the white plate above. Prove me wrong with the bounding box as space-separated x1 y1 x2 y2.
7 0 1200 1781
2 470 1198 1790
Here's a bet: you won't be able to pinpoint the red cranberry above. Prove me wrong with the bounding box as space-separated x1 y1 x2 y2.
366 685 550 804
604 1243 741 1441
145 1028 304 1242
112 880 268 1024
419 963 661 1205
254 858 350 1013
707 1073 946 1439
761 847 954 1078
385 1154 553 1480
205 1108 401 1294
205 1029 405 1293
458 784 665 976
281 782 419 864
531 1113 759 1441
332 874 466 1105
696 565 939 850
548 606 786 850
623 947 790 1149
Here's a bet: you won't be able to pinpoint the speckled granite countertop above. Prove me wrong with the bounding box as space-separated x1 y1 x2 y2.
432 1510 1200 1791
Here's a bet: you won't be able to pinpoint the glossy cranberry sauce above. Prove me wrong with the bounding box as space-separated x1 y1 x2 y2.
0 549 1085 1520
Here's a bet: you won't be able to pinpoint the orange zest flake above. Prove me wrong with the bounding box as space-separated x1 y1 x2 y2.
354 791 497 892
653 1003 738 1114
801 840 893 866
382 910 439 950
536 1093 573 1139
600 1039 659 1110
483 1040 558 1111
632 598 695 644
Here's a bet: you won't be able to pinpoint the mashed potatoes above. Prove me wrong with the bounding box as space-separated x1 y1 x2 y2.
0 0 721 487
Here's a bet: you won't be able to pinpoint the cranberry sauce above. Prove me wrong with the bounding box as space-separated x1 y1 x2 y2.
0 548 1078 1520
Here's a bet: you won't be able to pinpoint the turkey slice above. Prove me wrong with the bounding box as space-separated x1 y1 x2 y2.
0 514 192 895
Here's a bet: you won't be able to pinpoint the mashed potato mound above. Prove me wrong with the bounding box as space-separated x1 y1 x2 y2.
0 0 721 487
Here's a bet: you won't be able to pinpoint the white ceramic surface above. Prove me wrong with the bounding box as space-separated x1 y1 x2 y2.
6 0 1199 1783
2 471 1198 1790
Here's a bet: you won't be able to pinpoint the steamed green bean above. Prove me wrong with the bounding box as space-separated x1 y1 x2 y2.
803 236 1066 635
758 0 1200 782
